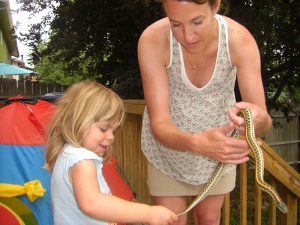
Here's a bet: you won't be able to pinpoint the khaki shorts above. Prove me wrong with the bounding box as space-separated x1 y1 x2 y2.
147 162 236 196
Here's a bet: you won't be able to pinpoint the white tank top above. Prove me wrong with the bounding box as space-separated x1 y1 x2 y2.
141 15 237 185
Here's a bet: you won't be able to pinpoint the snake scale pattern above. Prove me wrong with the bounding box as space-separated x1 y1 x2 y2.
177 108 288 216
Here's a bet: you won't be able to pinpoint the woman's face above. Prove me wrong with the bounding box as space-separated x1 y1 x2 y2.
164 0 218 54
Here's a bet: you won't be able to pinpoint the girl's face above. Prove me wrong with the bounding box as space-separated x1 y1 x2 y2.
164 0 218 54
83 121 117 157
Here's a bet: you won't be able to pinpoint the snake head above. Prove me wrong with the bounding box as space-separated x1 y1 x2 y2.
278 202 288 214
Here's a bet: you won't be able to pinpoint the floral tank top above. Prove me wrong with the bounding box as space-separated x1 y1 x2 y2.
141 15 237 185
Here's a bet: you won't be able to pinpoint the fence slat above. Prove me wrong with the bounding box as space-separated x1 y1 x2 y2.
269 178 277 225
254 183 262 225
285 191 297 225
240 163 248 225
222 193 230 225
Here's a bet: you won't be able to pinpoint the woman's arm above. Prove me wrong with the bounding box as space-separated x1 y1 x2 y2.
138 18 193 151
70 160 177 225
226 16 272 137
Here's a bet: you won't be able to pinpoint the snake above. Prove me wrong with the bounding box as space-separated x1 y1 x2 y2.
177 108 288 216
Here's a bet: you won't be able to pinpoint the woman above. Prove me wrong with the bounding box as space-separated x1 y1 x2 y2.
138 0 272 225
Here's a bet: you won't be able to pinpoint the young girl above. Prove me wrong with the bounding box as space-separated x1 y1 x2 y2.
45 81 177 225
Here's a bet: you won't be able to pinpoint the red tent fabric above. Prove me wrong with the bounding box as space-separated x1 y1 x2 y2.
0 96 55 146
103 157 134 201
0 202 25 225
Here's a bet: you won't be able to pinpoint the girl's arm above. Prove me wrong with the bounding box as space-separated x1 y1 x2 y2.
70 160 177 225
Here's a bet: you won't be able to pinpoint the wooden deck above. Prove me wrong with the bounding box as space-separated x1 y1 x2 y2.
113 100 300 225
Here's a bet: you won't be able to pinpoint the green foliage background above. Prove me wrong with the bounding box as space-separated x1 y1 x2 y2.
16 0 299 112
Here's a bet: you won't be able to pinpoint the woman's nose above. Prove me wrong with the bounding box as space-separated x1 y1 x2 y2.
184 27 196 43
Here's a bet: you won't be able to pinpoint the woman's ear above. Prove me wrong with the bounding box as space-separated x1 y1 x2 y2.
213 0 221 14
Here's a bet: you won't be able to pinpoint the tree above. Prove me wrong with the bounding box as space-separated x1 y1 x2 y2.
34 53 83 85
17 0 299 110
18 0 164 98
225 0 300 113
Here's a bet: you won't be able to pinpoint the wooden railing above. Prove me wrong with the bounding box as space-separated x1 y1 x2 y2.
221 142 300 225
113 100 300 225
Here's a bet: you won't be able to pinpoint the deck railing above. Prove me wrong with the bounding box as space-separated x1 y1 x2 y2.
222 141 299 225
113 100 300 225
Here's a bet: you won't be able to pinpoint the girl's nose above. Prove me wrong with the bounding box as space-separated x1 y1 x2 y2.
106 131 115 142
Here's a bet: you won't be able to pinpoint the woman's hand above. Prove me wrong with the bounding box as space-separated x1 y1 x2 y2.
229 102 272 137
190 122 250 164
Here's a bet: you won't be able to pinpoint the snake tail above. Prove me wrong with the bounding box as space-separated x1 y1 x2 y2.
176 127 239 216
176 164 226 216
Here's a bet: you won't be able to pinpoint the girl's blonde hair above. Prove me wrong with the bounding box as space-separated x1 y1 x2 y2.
45 81 125 171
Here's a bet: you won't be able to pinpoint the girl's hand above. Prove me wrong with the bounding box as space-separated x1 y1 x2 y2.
148 206 178 225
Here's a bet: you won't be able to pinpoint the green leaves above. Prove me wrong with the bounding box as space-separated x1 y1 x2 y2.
17 0 299 107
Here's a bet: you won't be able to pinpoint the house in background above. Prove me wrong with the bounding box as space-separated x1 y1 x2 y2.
0 0 19 64
0 0 37 82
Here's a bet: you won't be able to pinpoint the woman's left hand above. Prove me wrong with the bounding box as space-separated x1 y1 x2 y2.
228 101 272 137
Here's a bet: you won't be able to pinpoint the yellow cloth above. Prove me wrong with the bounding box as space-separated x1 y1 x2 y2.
0 180 46 202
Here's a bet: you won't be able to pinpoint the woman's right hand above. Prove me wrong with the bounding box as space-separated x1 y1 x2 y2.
190 122 250 164
148 205 178 225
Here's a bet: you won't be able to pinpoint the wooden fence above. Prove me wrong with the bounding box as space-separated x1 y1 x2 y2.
0 77 68 99
264 110 300 166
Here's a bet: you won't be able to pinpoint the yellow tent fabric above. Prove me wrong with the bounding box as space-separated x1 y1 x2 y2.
0 197 33 216
0 180 46 202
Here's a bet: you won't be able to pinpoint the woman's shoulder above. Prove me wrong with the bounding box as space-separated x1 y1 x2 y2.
221 15 259 66
222 15 255 42
139 17 170 47
221 16 250 36
138 18 170 66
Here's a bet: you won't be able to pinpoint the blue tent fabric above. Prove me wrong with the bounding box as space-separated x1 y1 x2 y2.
0 99 55 225
0 63 34 75
0 144 53 225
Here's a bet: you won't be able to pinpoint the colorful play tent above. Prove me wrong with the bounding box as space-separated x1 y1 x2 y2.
0 96 55 225
0 95 133 225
